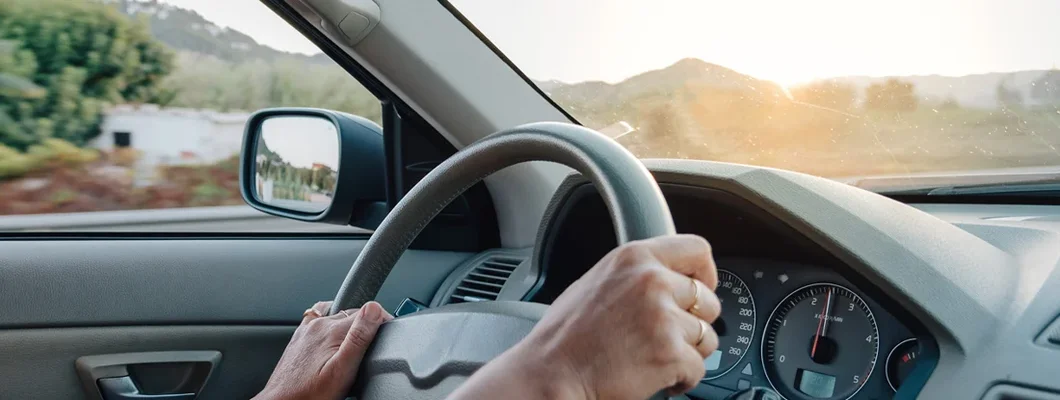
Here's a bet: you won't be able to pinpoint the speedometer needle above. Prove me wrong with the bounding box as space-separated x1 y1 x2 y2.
810 287 834 359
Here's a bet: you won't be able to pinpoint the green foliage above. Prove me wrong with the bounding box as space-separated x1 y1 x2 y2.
864 79 918 112
161 52 381 123
0 137 97 178
0 0 174 150
190 182 226 205
0 142 33 177
48 188 78 205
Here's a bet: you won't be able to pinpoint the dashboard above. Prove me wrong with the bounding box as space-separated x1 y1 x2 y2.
429 159 1060 400
526 181 934 399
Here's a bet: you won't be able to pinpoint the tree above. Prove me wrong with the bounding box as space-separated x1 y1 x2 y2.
789 80 857 111
864 79 918 112
0 0 174 150
159 52 381 123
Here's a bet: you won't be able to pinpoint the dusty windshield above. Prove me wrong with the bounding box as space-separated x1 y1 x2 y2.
451 0 1060 184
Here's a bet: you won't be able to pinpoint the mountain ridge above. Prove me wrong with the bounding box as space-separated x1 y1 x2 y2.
108 0 331 65
110 0 1056 111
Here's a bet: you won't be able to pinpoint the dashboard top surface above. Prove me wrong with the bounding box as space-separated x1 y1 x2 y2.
525 159 1060 399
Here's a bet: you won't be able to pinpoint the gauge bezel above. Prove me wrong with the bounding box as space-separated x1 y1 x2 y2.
703 269 756 380
760 282 881 400
886 337 918 392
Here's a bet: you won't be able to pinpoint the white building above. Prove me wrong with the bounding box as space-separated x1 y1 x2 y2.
89 104 249 169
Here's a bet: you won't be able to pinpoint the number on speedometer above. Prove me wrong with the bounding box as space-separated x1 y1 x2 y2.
702 270 755 380
762 283 879 400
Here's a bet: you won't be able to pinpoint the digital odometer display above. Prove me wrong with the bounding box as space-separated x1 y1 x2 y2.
703 270 756 380
762 283 879 400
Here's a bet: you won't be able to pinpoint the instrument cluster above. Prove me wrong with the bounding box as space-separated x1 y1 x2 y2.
700 258 928 400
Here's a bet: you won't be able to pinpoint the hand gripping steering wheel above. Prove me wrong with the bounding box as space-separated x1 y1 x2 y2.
331 122 676 398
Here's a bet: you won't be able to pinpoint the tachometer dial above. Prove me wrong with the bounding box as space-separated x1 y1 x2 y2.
762 283 879 400
703 269 756 380
886 338 920 391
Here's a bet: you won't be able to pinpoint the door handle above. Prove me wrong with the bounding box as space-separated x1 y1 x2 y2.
98 376 195 400
76 351 221 400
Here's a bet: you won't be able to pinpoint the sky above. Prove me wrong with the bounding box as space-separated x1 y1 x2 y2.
261 116 339 169
160 0 1060 86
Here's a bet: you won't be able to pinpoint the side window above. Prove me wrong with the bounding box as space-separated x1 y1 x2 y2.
0 0 379 232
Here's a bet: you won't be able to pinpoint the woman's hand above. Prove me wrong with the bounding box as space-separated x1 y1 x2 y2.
254 300 393 400
449 234 720 400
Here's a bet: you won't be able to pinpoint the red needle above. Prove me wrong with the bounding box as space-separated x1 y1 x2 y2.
810 288 833 358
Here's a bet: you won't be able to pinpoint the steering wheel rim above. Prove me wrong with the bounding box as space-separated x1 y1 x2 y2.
330 121 675 313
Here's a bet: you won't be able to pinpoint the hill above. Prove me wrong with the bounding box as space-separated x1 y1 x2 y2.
106 0 330 65
548 58 784 105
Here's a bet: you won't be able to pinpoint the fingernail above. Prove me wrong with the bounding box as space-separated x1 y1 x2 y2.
362 301 381 323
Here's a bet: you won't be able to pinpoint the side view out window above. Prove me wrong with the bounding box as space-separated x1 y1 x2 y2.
0 0 379 233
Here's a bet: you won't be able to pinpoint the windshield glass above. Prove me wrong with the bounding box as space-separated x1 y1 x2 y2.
450 0 1060 187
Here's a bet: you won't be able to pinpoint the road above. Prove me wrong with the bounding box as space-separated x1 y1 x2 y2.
0 205 368 233
268 198 330 214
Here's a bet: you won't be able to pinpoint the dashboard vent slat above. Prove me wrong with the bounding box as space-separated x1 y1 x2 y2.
447 255 525 305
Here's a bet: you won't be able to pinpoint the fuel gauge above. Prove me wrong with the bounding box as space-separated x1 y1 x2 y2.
886 338 920 391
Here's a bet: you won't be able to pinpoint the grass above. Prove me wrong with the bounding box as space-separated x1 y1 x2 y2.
606 96 1060 178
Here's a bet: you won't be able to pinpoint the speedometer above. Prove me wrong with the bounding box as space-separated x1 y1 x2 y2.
703 269 755 380
762 283 879 400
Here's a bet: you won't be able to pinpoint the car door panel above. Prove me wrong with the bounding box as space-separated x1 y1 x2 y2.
0 238 473 399
0 326 291 400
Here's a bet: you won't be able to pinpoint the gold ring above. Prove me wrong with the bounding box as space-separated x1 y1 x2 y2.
689 278 702 314
303 308 321 318
696 319 708 346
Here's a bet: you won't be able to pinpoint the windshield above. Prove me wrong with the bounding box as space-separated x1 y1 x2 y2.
449 0 1060 188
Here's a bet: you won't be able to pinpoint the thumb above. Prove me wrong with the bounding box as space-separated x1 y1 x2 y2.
328 301 391 373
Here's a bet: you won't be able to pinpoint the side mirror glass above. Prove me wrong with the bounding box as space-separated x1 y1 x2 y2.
253 115 339 213
240 108 387 227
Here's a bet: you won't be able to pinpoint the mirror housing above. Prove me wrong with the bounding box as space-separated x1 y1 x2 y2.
239 107 387 228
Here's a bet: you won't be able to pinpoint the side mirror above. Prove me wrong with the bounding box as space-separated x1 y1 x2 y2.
240 107 387 228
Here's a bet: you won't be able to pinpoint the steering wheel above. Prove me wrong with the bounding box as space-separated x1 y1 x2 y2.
331 122 676 398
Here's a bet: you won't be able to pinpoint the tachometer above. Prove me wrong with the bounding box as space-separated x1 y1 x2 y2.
703 269 755 380
886 338 920 391
762 283 879 400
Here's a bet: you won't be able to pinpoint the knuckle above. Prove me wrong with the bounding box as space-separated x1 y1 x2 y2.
632 268 667 294
680 234 711 255
305 317 327 332
346 325 374 349
697 237 713 256
611 242 647 266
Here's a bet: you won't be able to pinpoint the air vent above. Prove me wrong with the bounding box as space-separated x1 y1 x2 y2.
448 256 524 304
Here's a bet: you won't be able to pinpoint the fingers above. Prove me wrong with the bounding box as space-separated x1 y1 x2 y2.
327 301 393 372
324 307 357 321
672 308 720 357
637 234 719 290
301 301 332 324
664 271 721 322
